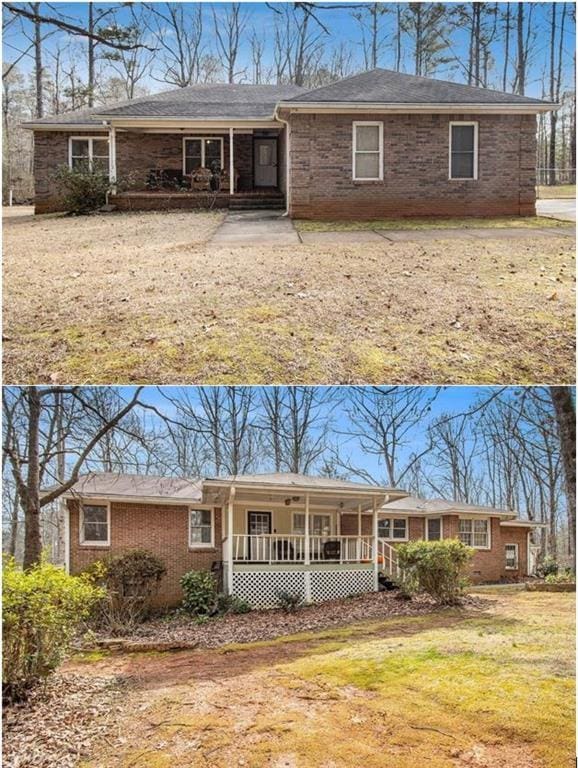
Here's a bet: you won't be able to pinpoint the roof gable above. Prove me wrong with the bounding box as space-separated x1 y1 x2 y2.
286 67 553 107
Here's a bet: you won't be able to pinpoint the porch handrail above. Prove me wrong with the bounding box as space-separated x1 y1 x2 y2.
231 534 373 564
377 538 400 579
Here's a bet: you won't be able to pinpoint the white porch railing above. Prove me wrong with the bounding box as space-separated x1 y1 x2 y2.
378 538 400 579
231 534 374 564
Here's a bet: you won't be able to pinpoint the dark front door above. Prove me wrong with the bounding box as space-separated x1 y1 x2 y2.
254 138 278 187
248 511 272 560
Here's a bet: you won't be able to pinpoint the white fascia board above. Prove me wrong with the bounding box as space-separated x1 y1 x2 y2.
23 124 106 131
98 118 282 128
277 101 558 115
202 479 400 497
62 492 201 506
500 520 547 528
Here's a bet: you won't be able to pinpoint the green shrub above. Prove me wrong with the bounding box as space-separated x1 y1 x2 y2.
181 570 218 616
3 558 104 702
215 593 252 615
397 539 474 605
275 590 304 613
87 549 166 634
545 570 575 584
538 556 559 578
54 162 112 214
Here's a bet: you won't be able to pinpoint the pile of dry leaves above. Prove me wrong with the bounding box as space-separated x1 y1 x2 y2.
95 591 487 650
2 673 122 768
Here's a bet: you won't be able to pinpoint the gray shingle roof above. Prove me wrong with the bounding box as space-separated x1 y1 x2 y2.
283 67 554 106
25 83 306 126
61 472 203 502
210 471 397 492
381 496 516 517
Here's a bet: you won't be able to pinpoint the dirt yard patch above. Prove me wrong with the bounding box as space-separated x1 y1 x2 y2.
3 210 575 384
8 591 567 768
294 215 569 232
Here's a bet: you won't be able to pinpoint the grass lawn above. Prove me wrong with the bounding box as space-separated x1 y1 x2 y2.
64 591 574 768
3 209 575 384
294 215 570 232
537 184 576 199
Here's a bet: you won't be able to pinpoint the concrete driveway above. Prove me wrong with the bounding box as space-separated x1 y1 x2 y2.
537 198 576 221
210 209 300 246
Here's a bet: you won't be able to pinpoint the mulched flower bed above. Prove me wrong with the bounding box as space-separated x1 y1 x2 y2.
2 673 123 768
92 591 488 651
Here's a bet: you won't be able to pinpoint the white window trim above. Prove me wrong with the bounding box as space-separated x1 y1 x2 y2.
505 543 519 570
449 121 478 181
68 136 110 171
292 511 333 536
189 506 215 549
425 516 443 541
378 516 409 542
182 136 224 173
352 121 384 181
458 516 491 550
79 501 111 547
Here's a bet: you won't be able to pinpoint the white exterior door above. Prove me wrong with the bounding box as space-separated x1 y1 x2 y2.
254 139 278 187
248 511 272 561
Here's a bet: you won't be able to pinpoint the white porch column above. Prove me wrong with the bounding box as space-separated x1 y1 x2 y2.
372 496 379 591
229 127 234 195
108 125 117 190
304 492 311 601
357 503 362 561
226 486 235 595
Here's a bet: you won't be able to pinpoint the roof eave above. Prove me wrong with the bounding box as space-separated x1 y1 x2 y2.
277 101 558 114
202 477 404 497
22 122 105 131
62 491 201 505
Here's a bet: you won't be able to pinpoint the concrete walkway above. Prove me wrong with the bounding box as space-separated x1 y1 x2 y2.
299 225 575 245
210 209 300 246
537 198 576 222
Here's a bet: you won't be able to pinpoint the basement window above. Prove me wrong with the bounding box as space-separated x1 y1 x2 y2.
449 122 478 180
80 504 110 546
352 121 383 181
505 543 519 570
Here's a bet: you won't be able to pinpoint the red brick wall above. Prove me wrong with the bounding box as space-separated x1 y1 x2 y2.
33 130 109 213
32 129 260 212
68 499 222 607
288 112 537 219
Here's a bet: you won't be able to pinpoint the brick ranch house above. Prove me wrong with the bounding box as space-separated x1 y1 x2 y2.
62 471 543 609
23 68 556 219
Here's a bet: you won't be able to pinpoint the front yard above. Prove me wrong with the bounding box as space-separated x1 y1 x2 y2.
3 209 575 384
3 590 574 768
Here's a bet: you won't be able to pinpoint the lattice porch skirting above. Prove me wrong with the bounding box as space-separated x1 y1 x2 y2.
231 567 376 610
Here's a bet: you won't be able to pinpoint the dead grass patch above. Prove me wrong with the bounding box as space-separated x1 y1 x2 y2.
3 211 575 383
294 215 570 232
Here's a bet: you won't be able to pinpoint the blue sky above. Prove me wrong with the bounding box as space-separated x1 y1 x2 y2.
3 2 576 99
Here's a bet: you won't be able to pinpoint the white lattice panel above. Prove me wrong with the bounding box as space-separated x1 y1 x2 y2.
309 569 375 603
232 570 306 610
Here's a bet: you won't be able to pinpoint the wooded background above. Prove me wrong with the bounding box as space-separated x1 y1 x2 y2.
2 386 575 572
2 2 576 202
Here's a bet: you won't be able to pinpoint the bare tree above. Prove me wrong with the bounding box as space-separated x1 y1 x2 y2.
145 3 205 87
549 387 576 568
212 3 249 84
3 387 144 569
401 3 453 77
352 3 390 71
103 6 154 100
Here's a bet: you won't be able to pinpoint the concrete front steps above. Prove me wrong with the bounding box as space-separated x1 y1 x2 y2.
229 192 285 211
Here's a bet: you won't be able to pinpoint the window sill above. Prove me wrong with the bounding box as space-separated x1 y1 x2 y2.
189 546 217 552
352 179 384 185
80 542 110 548
449 177 478 182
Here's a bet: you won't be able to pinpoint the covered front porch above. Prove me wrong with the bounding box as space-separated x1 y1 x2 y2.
201 474 404 609
105 119 286 209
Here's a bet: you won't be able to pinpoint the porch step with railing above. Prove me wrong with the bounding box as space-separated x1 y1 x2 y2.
229 192 285 211
378 539 400 579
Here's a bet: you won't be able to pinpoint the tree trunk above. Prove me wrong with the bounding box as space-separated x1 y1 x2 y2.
23 387 42 569
395 4 402 72
548 3 557 185
549 387 576 570
8 486 20 558
88 2 95 107
33 2 44 118
502 3 511 91
515 3 525 95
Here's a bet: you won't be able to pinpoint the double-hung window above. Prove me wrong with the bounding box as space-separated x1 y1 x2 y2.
183 137 224 174
505 544 519 570
426 518 442 541
352 121 383 180
69 137 109 173
378 517 407 540
189 509 214 547
459 518 489 548
449 122 478 180
293 513 331 536
80 504 110 546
